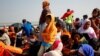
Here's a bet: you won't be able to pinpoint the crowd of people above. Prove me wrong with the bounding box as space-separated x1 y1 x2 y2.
0 0 100 56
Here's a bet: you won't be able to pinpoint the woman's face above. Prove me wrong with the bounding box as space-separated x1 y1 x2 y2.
46 18 51 24
83 21 91 29
57 27 62 32
92 11 99 17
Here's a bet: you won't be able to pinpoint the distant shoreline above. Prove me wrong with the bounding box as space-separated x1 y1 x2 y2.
0 22 38 27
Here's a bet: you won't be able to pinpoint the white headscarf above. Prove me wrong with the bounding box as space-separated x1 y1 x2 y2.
78 19 97 39
56 32 61 40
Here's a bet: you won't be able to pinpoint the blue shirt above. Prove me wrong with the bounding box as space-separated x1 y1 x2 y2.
22 22 33 37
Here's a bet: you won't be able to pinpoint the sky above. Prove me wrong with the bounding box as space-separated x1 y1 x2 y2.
0 0 100 24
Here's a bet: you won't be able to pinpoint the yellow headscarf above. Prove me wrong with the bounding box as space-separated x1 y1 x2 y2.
42 14 57 44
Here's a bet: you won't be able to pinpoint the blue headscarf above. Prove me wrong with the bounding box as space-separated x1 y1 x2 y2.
79 44 94 56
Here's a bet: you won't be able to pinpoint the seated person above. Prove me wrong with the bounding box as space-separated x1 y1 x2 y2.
61 35 75 56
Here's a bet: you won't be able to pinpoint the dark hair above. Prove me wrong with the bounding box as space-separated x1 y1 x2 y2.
22 19 26 23
55 17 66 28
92 8 100 17
0 30 4 37
56 22 62 28
67 9 70 12
61 35 74 49
83 15 88 19
46 15 52 20
82 33 90 41
55 17 59 22
61 35 69 44
72 32 83 39
75 18 80 21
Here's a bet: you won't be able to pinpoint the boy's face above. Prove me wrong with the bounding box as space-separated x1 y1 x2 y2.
74 34 80 43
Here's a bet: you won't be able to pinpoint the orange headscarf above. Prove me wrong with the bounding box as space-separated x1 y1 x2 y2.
42 14 57 44
61 28 71 38
0 41 23 55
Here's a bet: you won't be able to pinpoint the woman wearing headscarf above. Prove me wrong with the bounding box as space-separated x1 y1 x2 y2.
43 22 64 56
78 19 97 39
0 30 11 46
38 14 57 56
43 20 65 56
78 19 99 50
78 44 94 56
0 41 23 56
